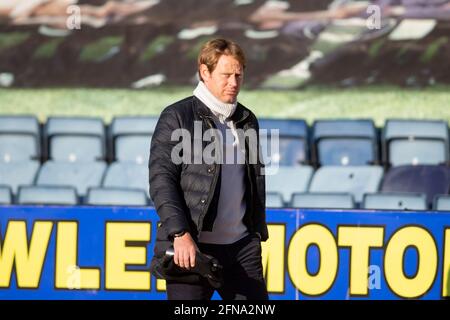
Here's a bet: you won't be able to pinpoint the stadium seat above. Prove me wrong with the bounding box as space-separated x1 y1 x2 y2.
0 115 41 162
0 161 40 195
433 195 450 211
0 185 12 204
109 116 158 164
85 187 149 206
312 119 378 166
36 161 107 197
383 119 449 167
291 192 355 209
266 192 285 208
380 165 450 209
266 166 314 204
17 185 78 205
259 118 309 166
45 117 106 162
362 192 427 210
102 162 149 197
308 166 384 203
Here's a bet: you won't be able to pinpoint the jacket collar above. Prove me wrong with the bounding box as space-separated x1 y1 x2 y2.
194 96 250 124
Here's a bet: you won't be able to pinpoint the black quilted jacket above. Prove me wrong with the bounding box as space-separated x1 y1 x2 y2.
149 96 268 263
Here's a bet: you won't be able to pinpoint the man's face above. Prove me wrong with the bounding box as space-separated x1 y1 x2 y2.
201 54 244 104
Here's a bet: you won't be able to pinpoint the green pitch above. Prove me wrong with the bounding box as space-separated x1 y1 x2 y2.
1 86 449 127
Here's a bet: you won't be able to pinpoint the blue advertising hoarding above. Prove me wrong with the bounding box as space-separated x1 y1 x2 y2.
0 205 449 300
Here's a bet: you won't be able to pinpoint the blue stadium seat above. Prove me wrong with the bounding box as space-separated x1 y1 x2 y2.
109 116 158 164
312 119 378 166
266 192 285 208
0 161 40 195
17 185 78 205
308 166 383 203
383 119 449 167
362 192 427 210
0 185 12 204
380 165 450 209
291 192 355 209
102 162 149 197
259 118 309 166
266 166 314 204
36 161 107 197
45 117 106 162
0 115 40 162
85 187 149 206
433 195 450 211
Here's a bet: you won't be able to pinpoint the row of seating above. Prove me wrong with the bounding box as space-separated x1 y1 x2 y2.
2 183 448 211
1 115 449 168
0 160 149 200
266 164 450 209
0 115 157 165
1 158 449 209
267 192 450 211
260 118 450 167
0 185 150 206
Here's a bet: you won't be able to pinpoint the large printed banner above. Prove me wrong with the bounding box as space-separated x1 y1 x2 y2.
0 205 449 300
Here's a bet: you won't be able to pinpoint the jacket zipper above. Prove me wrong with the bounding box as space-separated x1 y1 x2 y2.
244 127 255 232
197 115 221 231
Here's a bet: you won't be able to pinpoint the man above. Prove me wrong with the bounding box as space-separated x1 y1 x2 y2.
149 38 268 300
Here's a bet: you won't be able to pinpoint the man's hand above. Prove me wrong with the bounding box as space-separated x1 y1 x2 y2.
173 232 198 270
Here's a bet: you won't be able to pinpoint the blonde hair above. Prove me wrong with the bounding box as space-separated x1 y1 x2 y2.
197 38 246 81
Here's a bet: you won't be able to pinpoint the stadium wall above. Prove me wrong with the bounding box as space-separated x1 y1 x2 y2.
0 206 449 300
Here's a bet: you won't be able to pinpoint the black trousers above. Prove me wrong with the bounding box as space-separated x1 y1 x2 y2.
166 233 269 300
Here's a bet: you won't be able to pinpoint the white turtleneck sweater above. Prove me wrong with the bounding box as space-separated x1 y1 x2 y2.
194 81 249 245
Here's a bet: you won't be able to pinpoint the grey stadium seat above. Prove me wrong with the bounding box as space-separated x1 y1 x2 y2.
102 162 149 197
308 166 383 203
85 187 149 206
380 165 450 209
259 118 309 166
0 115 40 162
312 119 378 166
383 119 449 167
266 192 285 208
291 192 355 209
45 117 106 162
110 116 158 164
433 195 450 211
0 185 12 204
36 161 107 197
0 161 40 195
362 192 427 210
266 166 314 204
17 185 78 205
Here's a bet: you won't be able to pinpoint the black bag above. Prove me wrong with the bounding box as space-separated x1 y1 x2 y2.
151 246 224 288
